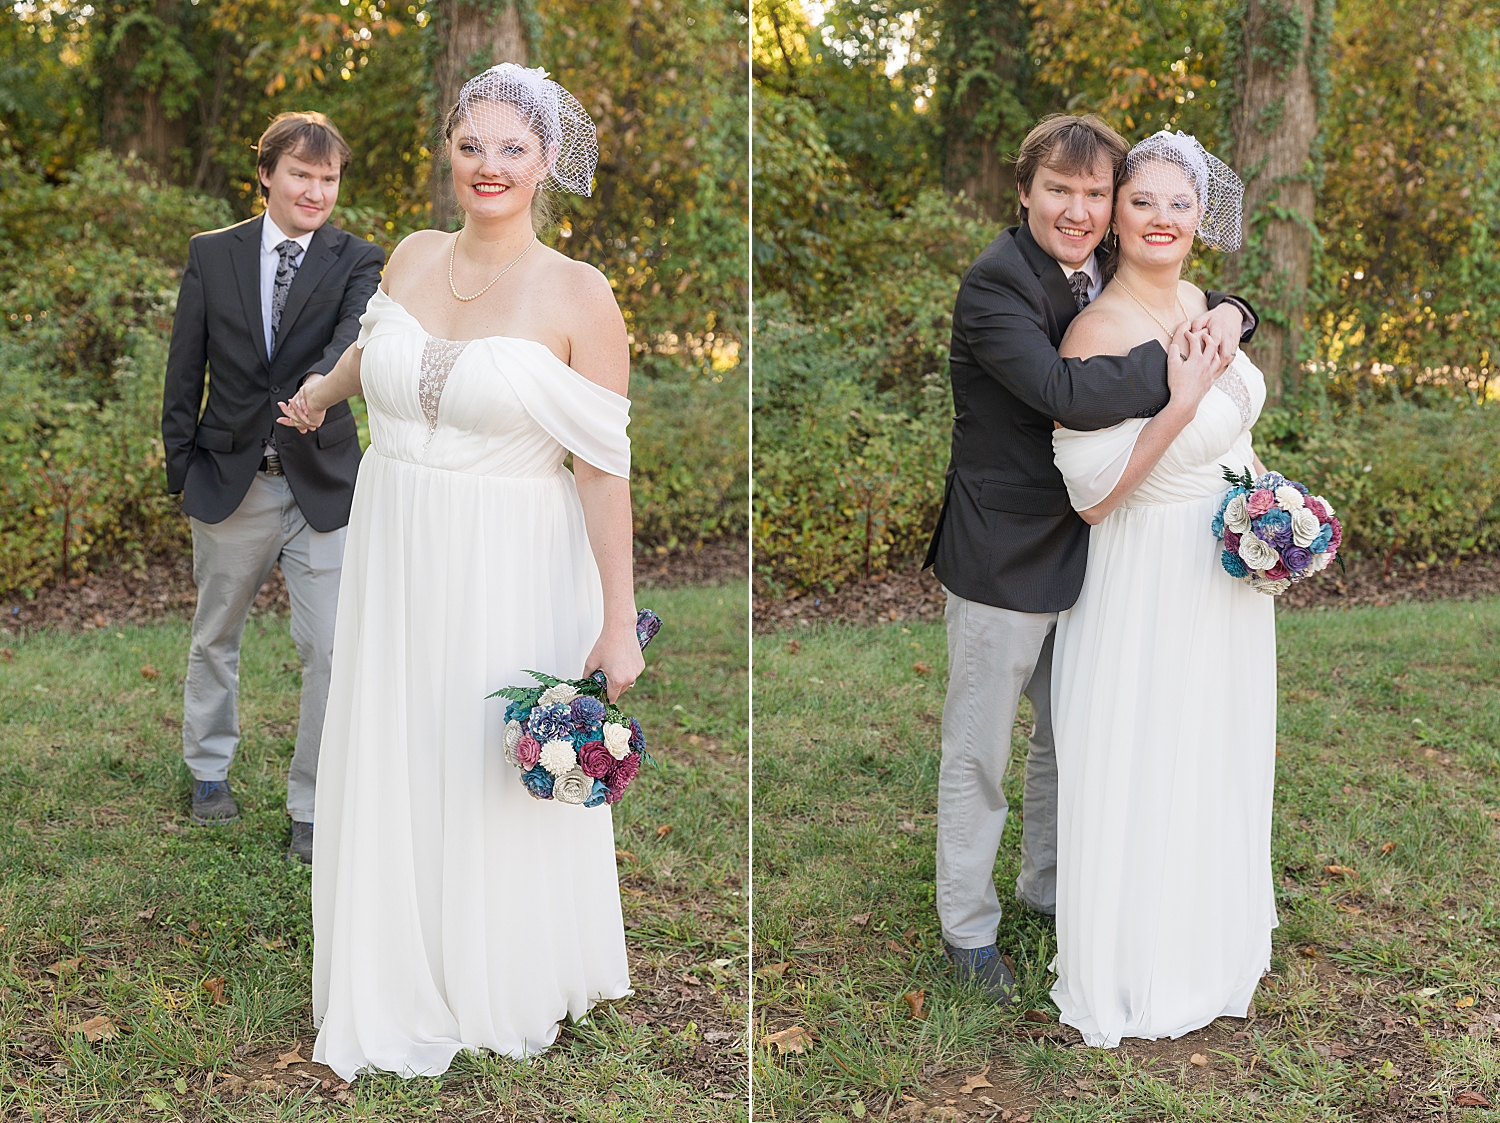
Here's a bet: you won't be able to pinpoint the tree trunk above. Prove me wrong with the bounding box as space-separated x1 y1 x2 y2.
1222 0 1330 403
936 0 1031 223
98 0 192 181
430 0 530 230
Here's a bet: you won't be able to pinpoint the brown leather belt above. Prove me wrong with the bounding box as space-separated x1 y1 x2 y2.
259 453 284 476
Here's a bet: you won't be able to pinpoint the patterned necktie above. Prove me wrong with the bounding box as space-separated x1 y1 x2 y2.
269 239 303 356
1068 270 1091 312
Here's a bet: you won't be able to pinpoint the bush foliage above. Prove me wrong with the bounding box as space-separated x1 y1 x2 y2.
0 155 744 596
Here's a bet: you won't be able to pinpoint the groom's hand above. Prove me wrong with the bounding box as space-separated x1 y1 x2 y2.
1190 302 1246 366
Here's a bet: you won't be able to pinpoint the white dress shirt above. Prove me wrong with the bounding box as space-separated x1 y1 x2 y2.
1058 250 1103 304
260 214 315 359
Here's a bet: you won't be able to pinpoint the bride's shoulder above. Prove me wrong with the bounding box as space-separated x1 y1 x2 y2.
1176 278 1209 316
1059 296 1137 359
382 229 448 283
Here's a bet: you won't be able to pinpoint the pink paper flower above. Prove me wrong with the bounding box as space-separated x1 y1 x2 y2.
577 740 613 778
1224 528 1241 552
607 752 641 800
1304 495 1328 521
1329 518 1343 550
1266 558 1291 580
515 735 542 771
1246 489 1276 517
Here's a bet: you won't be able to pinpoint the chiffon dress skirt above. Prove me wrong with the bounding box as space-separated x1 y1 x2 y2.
1048 351 1279 1048
310 289 633 1080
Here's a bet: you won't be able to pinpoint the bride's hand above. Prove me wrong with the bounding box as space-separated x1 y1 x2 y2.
1166 325 1221 411
583 620 645 703
1190 301 1245 365
277 375 327 432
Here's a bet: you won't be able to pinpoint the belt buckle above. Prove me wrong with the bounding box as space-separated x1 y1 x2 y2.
261 453 284 477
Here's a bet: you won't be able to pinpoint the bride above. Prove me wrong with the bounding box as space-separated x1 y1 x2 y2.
276 64 642 1078
1048 131 1278 1048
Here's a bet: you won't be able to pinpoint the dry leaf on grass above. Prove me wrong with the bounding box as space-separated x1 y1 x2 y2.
46 957 83 977
273 1045 306 1069
849 912 871 928
1455 1090 1492 1108
757 961 790 979
903 989 927 1020
1325 864 1357 878
958 1064 992 1094
214 1073 246 1097
202 976 227 1004
1381 840 1397 854
70 1015 118 1042
887 938 908 957
784 640 801 654
1457 995 1476 1009
912 661 931 675
136 906 158 922
762 1025 812 1054
614 849 635 861
139 665 160 679
1023 1009 1053 1024
1189 1053 1208 1067
247 1078 280 1094
655 824 673 839
1336 903 1363 914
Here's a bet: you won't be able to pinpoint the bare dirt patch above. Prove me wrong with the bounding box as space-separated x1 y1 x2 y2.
1 538 747 638
755 553 1500 632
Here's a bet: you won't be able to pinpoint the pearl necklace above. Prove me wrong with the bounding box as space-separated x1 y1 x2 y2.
448 232 537 303
1114 277 1188 343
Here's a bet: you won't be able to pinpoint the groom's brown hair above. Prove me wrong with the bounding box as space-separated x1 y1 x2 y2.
1014 115 1130 219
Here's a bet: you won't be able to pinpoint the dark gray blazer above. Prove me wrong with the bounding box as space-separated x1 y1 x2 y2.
161 214 384 531
923 223 1257 614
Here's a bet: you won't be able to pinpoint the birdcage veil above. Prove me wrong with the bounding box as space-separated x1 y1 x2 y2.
1124 130 1243 252
450 63 599 197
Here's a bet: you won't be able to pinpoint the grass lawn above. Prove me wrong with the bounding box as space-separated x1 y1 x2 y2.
0 580 748 1122
753 598 1500 1122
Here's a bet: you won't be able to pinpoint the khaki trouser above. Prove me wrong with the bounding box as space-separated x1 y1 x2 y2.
936 587 1059 949
182 471 345 822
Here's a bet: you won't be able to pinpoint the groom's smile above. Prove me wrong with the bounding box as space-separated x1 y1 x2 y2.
1017 159 1115 272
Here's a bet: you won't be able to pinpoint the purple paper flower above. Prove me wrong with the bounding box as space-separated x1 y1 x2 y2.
1224 528 1241 553
628 717 645 753
577 740 613 778
569 695 607 730
1282 546 1312 572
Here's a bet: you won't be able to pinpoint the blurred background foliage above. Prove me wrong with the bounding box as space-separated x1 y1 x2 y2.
752 0 1500 592
0 0 747 594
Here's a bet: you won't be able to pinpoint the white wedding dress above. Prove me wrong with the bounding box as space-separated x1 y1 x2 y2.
310 288 633 1080
1048 350 1278 1048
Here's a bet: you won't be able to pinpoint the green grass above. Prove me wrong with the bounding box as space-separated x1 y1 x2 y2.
0 581 748 1122
752 599 1500 1122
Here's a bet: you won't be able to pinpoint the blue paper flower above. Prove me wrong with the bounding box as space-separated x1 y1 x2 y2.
1222 550 1249 578
521 765 555 800
1256 508 1293 549
628 717 645 752
1211 513 1226 538
569 695 607 730
505 701 530 724
583 779 610 808
1311 523 1332 552
529 703 573 743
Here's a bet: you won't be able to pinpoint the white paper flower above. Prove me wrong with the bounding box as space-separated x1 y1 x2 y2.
503 719 522 765
1250 576 1292 596
539 683 580 706
603 721 631 761
1274 485 1305 511
1307 550 1331 574
539 738 578 776
552 769 591 804
1313 495 1336 518
1238 534 1280 572
1223 494 1251 534
1290 507 1320 548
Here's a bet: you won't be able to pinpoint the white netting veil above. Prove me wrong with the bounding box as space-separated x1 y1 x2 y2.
1124 130 1243 252
449 63 598 197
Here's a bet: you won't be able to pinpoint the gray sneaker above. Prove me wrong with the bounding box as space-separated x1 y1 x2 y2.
945 942 1019 1003
190 780 239 825
289 821 313 865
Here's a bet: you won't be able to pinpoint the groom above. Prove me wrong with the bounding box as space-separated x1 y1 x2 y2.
161 111 383 862
924 114 1258 998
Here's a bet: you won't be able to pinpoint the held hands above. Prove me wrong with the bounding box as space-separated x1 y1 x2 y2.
1188 301 1246 365
1166 324 1229 410
583 619 645 703
276 374 328 433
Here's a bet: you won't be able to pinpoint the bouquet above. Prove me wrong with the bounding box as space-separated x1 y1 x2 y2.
1213 467 1343 596
487 610 661 806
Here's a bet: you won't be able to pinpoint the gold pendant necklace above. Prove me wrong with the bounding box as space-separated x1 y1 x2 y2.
1114 277 1188 342
448 233 538 303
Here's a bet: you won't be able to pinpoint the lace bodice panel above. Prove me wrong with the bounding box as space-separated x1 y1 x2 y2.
353 288 631 479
